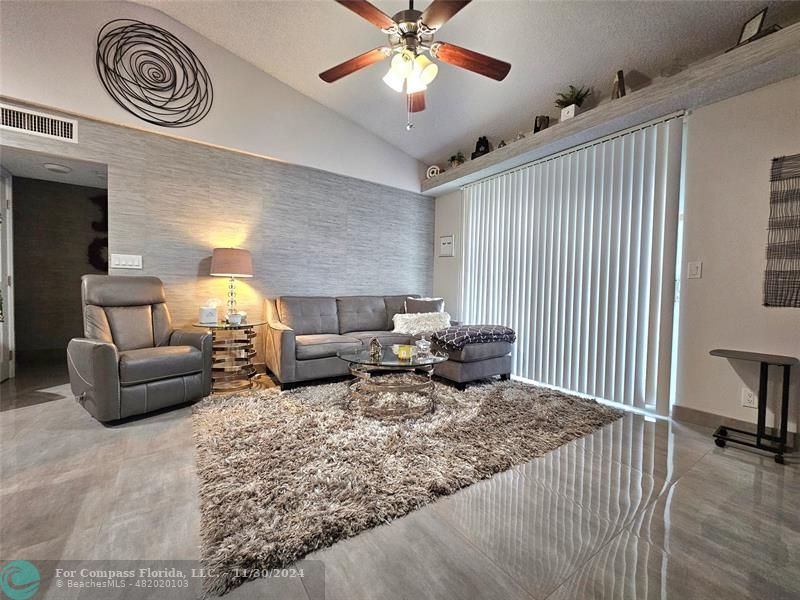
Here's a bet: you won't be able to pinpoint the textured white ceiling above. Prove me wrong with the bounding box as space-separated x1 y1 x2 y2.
140 0 800 167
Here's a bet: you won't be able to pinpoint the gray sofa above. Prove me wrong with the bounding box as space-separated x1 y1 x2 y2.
264 295 512 389
67 275 212 422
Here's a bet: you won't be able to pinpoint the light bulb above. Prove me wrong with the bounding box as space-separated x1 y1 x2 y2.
383 67 405 93
406 67 427 94
390 50 414 77
414 54 438 85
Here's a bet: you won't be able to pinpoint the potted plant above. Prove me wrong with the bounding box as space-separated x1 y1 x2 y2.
449 151 465 168
555 85 591 121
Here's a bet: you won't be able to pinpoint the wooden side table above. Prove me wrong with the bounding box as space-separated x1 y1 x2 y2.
709 348 797 464
194 321 266 392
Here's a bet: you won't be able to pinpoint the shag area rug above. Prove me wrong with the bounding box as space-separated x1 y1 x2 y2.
192 380 623 595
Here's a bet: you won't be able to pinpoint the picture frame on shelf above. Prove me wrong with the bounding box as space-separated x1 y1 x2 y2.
738 7 767 45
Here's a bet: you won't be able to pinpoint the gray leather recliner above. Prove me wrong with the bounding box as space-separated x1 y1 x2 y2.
67 275 212 422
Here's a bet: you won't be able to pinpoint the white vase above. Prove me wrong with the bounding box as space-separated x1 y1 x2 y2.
560 104 581 121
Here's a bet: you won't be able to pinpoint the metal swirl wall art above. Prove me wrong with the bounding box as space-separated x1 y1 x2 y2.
96 19 213 127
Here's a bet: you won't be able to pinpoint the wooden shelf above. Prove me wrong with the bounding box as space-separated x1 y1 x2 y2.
422 22 800 196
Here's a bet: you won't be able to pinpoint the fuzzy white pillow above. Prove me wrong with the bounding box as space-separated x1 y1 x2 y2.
393 312 451 335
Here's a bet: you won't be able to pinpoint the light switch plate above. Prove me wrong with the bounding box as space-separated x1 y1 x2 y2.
111 253 142 269
687 260 703 279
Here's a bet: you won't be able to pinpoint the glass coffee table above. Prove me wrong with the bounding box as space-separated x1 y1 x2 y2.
337 347 448 420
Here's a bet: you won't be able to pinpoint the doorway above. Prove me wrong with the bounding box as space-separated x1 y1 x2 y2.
0 146 107 404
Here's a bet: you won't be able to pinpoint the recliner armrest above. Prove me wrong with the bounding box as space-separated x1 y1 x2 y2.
170 329 213 396
170 329 211 351
66 338 121 421
265 321 296 383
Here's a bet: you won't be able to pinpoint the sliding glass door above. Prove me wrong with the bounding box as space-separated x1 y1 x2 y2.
460 117 683 412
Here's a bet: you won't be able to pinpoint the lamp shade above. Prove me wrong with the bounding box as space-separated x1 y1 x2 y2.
210 248 253 277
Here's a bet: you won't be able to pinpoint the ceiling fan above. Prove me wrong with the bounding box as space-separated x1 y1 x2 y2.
319 0 511 128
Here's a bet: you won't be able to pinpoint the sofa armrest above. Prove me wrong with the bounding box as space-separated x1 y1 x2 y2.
66 338 121 421
170 329 213 396
265 321 296 383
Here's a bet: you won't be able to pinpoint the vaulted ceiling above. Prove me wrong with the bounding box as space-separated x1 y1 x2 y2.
141 0 800 168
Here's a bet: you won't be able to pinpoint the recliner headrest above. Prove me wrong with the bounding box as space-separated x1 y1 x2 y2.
82 275 166 307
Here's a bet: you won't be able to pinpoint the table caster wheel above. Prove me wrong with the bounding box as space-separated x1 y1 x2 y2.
775 454 785 465
718 427 728 436
714 438 726 448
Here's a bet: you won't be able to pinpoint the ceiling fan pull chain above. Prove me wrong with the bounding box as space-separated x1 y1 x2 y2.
406 95 414 130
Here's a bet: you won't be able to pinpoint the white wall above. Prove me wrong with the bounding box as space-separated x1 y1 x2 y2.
433 190 463 320
676 75 800 430
0 0 423 192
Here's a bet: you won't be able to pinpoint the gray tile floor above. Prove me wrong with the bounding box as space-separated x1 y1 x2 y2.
1 364 798 599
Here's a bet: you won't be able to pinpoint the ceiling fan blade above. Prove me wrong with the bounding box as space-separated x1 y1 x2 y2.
319 47 389 83
335 0 395 30
432 42 511 81
408 91 426 113
419 0 471 31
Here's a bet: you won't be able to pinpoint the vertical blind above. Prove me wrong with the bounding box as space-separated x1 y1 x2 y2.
461 117 683 411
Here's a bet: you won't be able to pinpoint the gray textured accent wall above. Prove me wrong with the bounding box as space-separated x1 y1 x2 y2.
13 178 107 356
0 102 433 350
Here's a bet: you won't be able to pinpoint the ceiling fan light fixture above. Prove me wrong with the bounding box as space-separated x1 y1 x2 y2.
390 49 415 77
383 67 405 92
414 54 438 85
406 70 428 94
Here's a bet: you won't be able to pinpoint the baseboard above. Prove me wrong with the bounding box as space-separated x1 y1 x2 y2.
673 404 797 447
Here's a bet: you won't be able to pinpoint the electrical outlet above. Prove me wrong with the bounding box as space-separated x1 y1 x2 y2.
741 388 757 409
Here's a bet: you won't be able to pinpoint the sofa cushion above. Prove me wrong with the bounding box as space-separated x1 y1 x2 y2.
405 297 445 313
119 346 203 385
295 334 361 360
383 295 417 330
349 330 415 347
436 341 513 363
277 296 338 335
393 312 451 335
337 296 387 334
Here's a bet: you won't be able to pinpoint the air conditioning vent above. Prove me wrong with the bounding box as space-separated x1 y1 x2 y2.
0 104 78 143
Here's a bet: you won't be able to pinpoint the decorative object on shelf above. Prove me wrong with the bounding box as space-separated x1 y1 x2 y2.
449 151 465 168
210 248 253 318
471 136 491 160
439 234 455 257
534 115 550 133
194 320 266 392
368 337 383 359
555 85 591 121
611 70 627 99
199 300 219 325
498 139 507 149
728 7 781 51
739 7 767 44
96 19 213 128
764 153 800 307
513 132 526 142
426 165 441 179
319 0 510 129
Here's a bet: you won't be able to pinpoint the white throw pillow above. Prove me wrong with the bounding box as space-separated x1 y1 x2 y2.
393 312 451 335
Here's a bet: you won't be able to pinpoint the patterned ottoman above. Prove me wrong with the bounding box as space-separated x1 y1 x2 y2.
430 325 516 389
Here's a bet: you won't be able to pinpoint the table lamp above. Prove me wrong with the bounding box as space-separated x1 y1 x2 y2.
210 248 253 318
